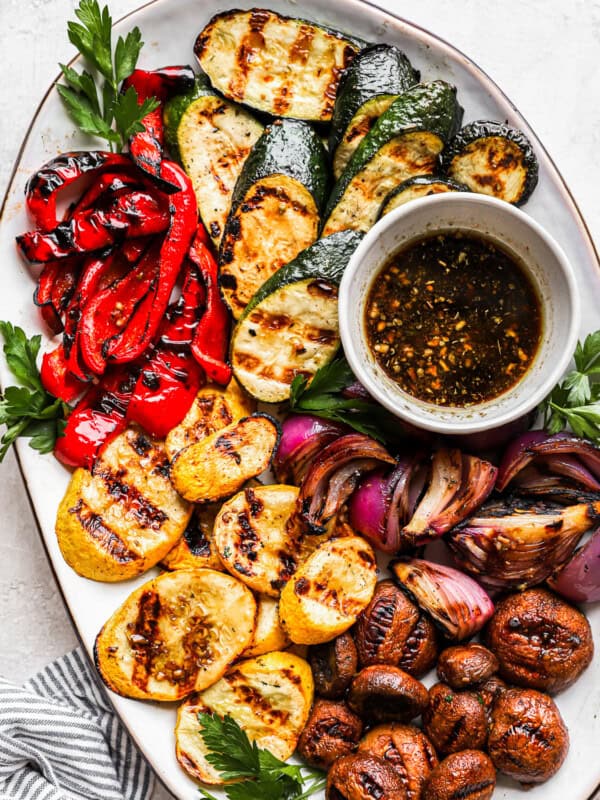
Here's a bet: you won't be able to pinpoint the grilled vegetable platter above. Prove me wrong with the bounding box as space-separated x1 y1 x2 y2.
1 2 600 800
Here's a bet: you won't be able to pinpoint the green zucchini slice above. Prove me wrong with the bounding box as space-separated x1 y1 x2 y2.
219 119 328 319
441 121 538 205
194 8 361 122
330 44 420 179
378 175 470 218
322 81 463 237
164 79 263 246
231 231 363 402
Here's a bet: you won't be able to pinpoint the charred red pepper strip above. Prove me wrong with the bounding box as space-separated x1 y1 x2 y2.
126 260 205 438
78 240 161 375
108 160 197 365
188 228 232 385
40 343 87 403
54 368 135 469
17 190 169 262
70 169 141 215
34 258 81 334
123 66 195 190
25 151 132 232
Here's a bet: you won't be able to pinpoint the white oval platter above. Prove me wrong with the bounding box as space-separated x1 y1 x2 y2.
0 0 599 798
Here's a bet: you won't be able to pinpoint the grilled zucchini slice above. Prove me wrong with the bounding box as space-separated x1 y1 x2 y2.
214 484 301 596
160 504 223 572
279 536 377 645
243 595 291 657
170 413 280 503
164 79 263 246
194 8 360 122
322 81 463 237
95 569 256 701
330 44 419 179
176 651 314 784
378 175 470 217
441 120 539 205
165 379 255 461
55 427 192 582
230 231 363 402
219 119 328 318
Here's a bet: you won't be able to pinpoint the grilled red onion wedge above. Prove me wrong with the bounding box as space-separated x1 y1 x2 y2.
402 449 497 547
274 414 346 484
297 434 395 535
349 457 424 553
548 525 600 602
390 558 494 642
497 431 600 495
448 498 600 590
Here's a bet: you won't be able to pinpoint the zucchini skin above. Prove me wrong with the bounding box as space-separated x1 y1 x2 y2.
378 175 470 218
239 229 364 322
228 118 329 216
329 44 419 166
163 75 214 160
441 120 539 206
323 81 464 228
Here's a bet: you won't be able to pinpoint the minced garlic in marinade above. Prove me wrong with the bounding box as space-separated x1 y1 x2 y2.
365 231 541 407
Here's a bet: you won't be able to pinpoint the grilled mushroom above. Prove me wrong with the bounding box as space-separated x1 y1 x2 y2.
422 683 488 755
358 723 438 800
484 587 593 693
309 632 358 699
437 644 499 689
488 688 569 784
326 754 408 800
424 750 496 800
348 665 428 723
354 581 419 667
297 699 362 768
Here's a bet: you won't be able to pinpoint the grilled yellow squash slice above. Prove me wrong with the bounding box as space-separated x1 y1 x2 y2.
243 595 291 657
194 9 359 122
165 379 255 461
176 651 314 784
55 427 192 582
160 504 223 572
170 414 279 504
279 535 377 644
95 569 256 701
214 484 300 597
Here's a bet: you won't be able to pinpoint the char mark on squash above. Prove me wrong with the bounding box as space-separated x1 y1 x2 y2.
70 500 140 563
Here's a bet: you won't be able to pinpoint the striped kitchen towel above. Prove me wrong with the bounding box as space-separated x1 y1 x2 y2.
0 648 155 800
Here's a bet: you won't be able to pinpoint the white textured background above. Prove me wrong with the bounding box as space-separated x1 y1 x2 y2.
1 1 599 798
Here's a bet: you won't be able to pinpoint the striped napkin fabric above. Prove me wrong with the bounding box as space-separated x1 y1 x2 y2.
0 648 155 800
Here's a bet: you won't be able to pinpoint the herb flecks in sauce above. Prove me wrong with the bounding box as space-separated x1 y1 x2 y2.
365 231 541 406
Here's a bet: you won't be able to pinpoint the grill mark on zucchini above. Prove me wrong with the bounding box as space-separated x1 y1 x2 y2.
223 669 292 725
70 500 140 563
290 24 315 64
129 590 162 691
93 466 169 530
231 9 271 99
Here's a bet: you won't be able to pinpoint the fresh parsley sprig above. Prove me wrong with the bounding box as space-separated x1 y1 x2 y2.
289 357 388 442
0 323 68 461
196 713 326 800
541 330 600 440
57 0 159 151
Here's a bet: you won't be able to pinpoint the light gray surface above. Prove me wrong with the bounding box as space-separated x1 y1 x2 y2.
0 2 599 799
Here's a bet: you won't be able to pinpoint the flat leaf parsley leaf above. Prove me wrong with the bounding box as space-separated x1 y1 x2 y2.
289 356 389 441
540 329 600 440
0 322 68 461
57 0 159 151
196 713 326 800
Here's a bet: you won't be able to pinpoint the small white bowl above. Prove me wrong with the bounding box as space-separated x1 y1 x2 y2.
339 193 580 435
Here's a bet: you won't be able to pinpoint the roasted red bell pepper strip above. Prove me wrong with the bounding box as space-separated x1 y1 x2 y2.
126 261 205 438
122 66 195 190
108 160 197 365
33 257 81 334
40 343 87 404
25 151 132 232
54 368 135 469
78 240 161 375
70 169 141 215
188 228 232 385
17 190 169 262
